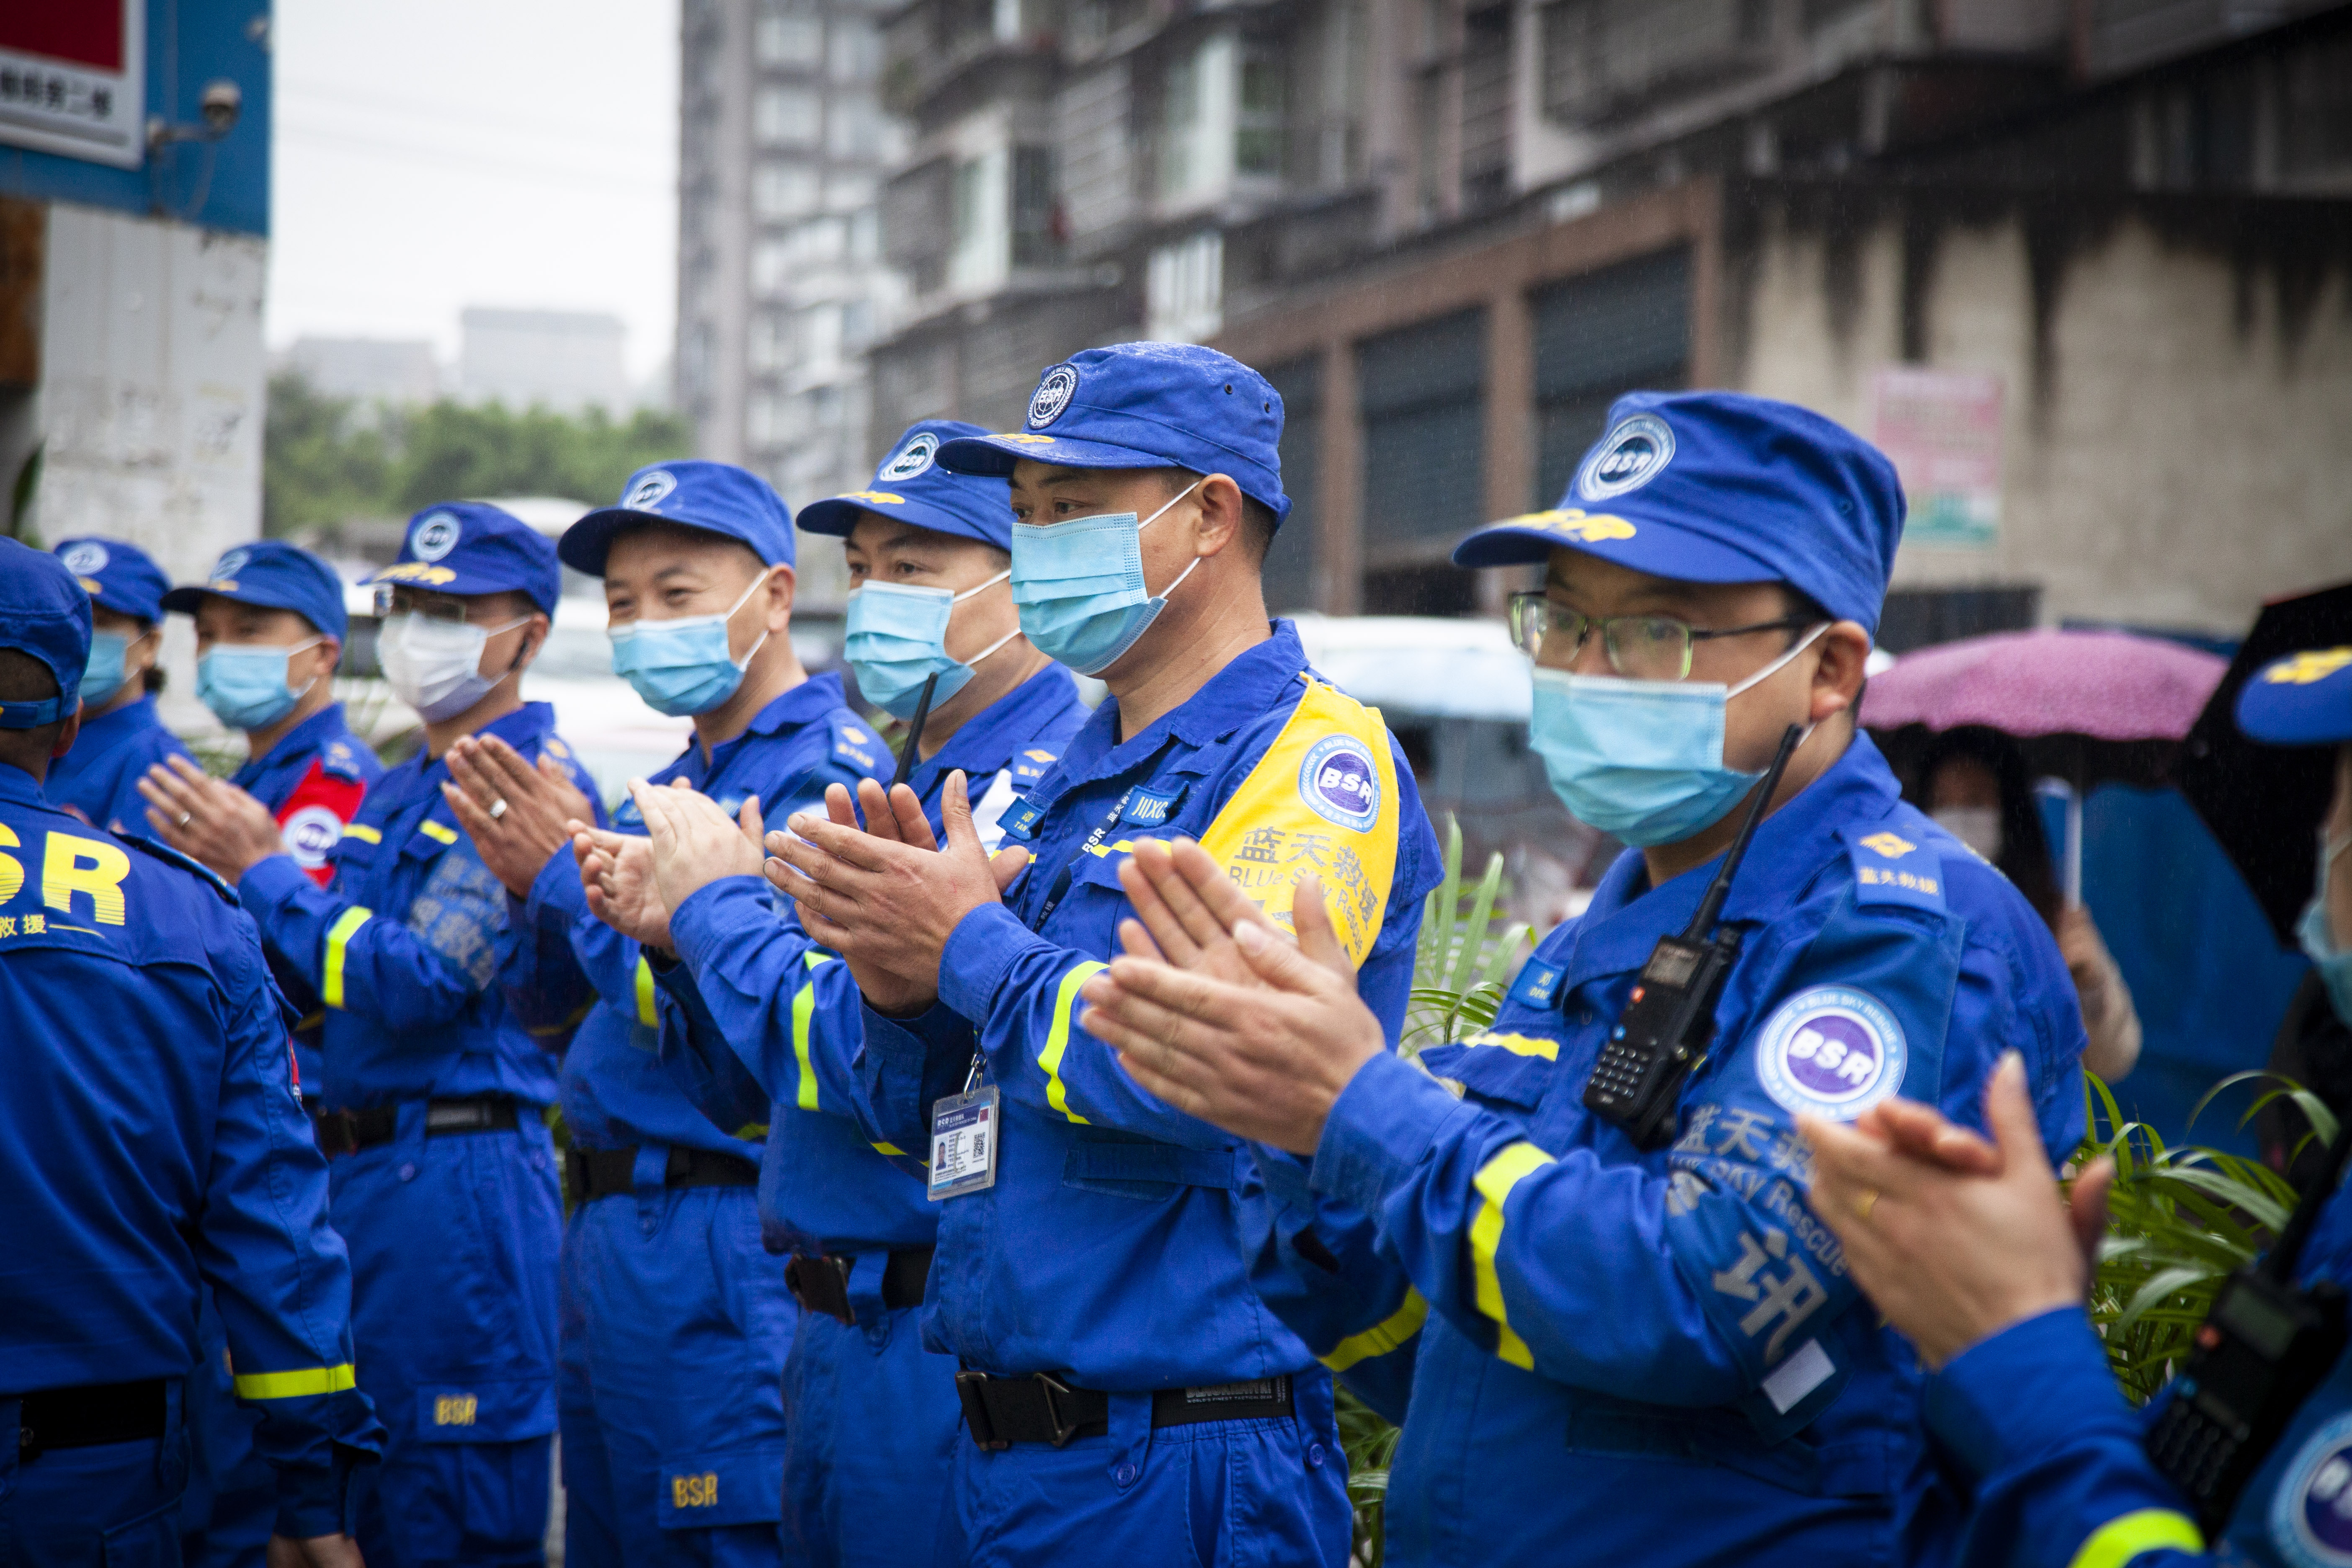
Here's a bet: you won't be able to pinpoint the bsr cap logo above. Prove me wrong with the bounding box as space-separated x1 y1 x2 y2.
1027 364 1079 429
213 547 253 581
626 470 679 512
879 431 940 482
411 513 462 562
1298 735 1380 832
1577 413 1677 502
60 542 110 576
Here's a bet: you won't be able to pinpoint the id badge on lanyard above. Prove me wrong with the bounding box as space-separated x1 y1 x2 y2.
928 1053 999 1201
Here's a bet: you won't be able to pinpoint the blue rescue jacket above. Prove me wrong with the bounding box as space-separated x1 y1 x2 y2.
857 621 1445 1392
0 763 385 1535
232 702 383 1091
46 692 193 835
1923 1177 2352 1568
515 673 883 1167
239 701 598 1110
1249 732 2089 1566
657 663 1089 1257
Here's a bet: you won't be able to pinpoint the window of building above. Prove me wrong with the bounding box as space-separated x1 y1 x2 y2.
1358 308 1487 564
1145 230 1223 343
756 85 822 145
1261 356 1321 614
828 93 881 158
949 148 1012 292
752 239 790 294
757 13 824 67
1540 0 1767 123
1011 146 1059 266
755 162 821 220
2280 31 2352 189
1158 43 1206 197
1530 246 1689 507
1460 3 1512 210
1237 41 1286 177
828 21 880 82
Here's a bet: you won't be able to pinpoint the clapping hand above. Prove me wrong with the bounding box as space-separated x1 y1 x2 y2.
137 756 286 882
443 734 594 897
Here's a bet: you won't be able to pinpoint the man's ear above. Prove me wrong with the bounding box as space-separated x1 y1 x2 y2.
51 709 82 760
760 562 798 628
515 612 552 671
1809 620 1872 724
1194 474 1246 558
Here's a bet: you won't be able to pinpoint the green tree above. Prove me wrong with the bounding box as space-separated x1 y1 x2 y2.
262 373 393 536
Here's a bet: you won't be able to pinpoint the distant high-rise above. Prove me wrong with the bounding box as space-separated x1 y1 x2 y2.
282 337 441 407
676 0 909 610
459 307 632 418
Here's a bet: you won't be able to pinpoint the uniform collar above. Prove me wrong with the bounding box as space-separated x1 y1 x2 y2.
917 665 1082 792
75 692 162 742
236 702 350 785
1564 731 1902 987
687 671 847 782
0 763 46 810
1061 620 1304 784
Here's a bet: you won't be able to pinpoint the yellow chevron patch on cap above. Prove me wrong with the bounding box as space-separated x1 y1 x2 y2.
77 577 103 593
994 433 1057 445
2264 648 2352 686
1493 508 1637 544
840 489 905 506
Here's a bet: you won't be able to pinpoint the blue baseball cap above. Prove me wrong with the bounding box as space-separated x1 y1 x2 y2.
561 461 796 576
0 538 93 728
2236 646 2352 746
54 536 170 624
1451 391 1906 639
366 503 562 614
162 540 351 642
797 420 1015 549
936 343 1290 525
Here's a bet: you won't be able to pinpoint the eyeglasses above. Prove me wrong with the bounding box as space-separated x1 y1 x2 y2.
1506 592 1813 682
373 585 474 625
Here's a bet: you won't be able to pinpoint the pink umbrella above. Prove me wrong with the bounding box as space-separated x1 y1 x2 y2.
1864 628 2229 900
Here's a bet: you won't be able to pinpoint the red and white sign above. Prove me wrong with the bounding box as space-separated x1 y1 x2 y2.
0 2 145 169
1870 367 2005 552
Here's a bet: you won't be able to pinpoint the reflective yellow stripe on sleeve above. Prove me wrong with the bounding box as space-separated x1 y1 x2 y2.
232 1362 358 1400
1322 1289 1429 1372
341 823 381 844
1471 1141 1555 1370
790 952 831 1113
1038 962 1106 1124
419 820 458 845
635 956 658 1026
323 907 372 1011
2066 1509 2204 1568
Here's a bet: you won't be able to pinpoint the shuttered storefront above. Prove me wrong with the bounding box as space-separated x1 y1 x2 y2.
1261 356 1320 614
1358 307 1487 560
1531 246 1690 508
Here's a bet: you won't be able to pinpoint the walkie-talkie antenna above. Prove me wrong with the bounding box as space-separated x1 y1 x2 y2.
890 672 941 791
1681 723 1804 943
2262 1121 2352 1284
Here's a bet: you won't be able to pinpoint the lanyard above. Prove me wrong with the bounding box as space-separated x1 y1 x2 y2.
1025 784 1137 933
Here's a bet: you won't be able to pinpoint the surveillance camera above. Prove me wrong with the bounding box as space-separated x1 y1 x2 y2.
200 80 241 136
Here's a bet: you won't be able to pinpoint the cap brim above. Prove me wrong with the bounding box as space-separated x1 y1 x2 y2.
363 561 537 600
937 431 1179 477
796 493 1007 547
558 508 668 575
1451 508 1783 583
2236 671 2352 746
158 585 211 615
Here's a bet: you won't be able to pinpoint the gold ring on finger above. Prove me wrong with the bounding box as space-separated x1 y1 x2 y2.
1852 1188 1880 1223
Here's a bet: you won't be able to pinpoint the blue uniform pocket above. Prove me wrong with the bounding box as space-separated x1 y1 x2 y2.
1061 1127 1240 1200
657 1445 784 1529
1417 1039 1554 1109
414 1376 557 1444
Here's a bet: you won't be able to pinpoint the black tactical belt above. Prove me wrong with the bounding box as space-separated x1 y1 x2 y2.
785 1249 933 1324
566 1145 759 1205
312 1096 521 1157
954 1371 1293 1449
13 1378 166 1460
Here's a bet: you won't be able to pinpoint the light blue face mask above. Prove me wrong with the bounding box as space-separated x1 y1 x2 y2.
1011 477 1203 677
197 639 321 731
80 632 131 709
2297 830 2352 1027
844 572 1016 720
1527 624 1826 848
609 573 771 717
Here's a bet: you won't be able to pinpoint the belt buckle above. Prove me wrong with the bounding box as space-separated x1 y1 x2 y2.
316 1108 359 1158
1032 1372 1082 1449
786 1255 858 1327
953 1370 1006 1451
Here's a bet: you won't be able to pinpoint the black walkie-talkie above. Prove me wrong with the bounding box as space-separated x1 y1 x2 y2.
1581 724 1804 1150
2146 1121 2352 1534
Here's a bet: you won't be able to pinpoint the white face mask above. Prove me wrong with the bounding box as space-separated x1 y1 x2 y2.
1932 805 2003 862
379 612 529 723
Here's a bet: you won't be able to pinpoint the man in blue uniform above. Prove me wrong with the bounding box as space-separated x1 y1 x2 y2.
595 421 1090 1565
1799 636 2352 1568
45 535 193 833
766 345 1444 1566
434 461 880 1565
0 537 383 1566
1073 391 2090 1566
146 503 596 1567
141 539 384 1567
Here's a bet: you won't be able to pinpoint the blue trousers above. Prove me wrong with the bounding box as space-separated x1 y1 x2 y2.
178 1295 274 1568
780 1295 959 1566
333 1113 562 1568
932 1367 1351 1568
0 1388 187 1567
557 1181 794 1566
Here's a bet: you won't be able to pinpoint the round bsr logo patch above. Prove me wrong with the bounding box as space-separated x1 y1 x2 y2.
1753 985 1907 1121
1297 735 1380 832
411 513 462 561
283 805 346 870
61 542 110 575
2275 1413 2352 1568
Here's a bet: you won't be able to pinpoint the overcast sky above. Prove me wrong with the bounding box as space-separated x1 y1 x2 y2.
265 0 679 383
